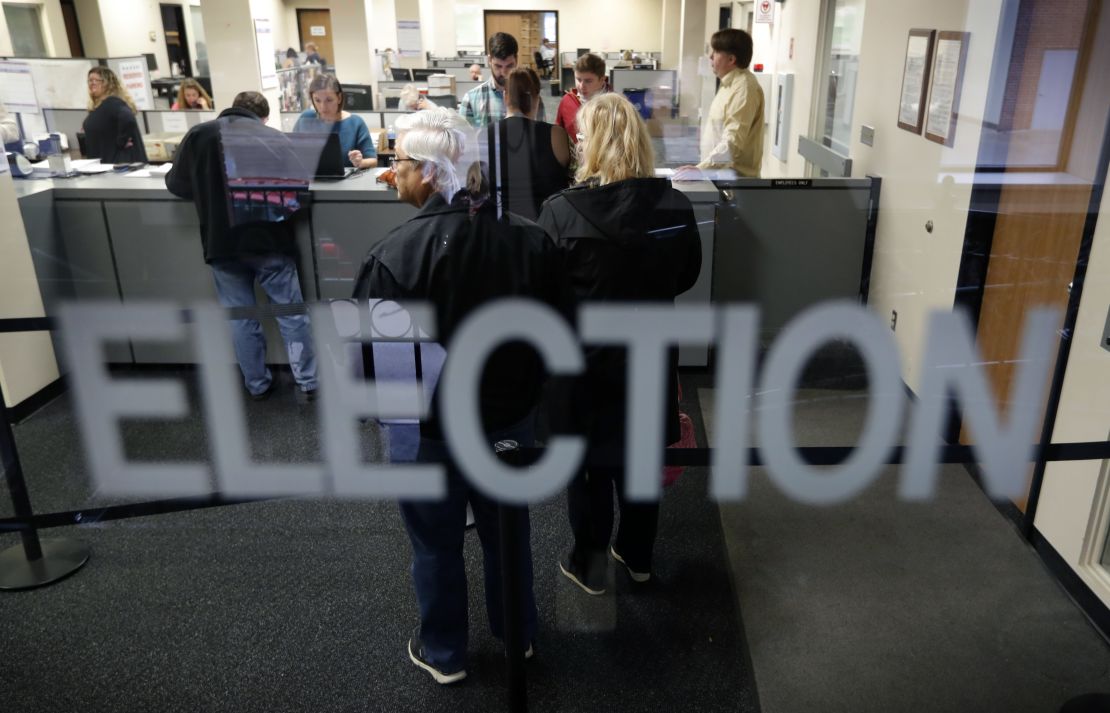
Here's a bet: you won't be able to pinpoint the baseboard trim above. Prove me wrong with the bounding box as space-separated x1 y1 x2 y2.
5 377 66 424
1030 529 1110 644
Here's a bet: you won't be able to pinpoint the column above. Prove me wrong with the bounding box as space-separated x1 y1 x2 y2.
0 172 60 408
678 0 707 121
199 0 280 112
661 0 682 70
330 0 375 85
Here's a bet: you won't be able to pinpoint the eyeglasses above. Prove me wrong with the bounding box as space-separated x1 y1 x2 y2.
388 157 420 169
87 78 105 86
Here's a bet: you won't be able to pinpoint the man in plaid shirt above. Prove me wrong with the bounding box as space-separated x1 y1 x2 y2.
459 32 547 127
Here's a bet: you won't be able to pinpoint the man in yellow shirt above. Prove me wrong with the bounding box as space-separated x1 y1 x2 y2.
677 29 764 179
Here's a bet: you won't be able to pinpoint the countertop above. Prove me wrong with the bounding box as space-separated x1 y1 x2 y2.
14 166 720 203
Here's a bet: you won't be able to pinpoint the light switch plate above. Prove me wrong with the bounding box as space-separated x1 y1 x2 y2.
860 124 875 147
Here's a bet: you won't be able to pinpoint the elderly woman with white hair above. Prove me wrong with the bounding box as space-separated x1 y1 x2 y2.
351 108 568 685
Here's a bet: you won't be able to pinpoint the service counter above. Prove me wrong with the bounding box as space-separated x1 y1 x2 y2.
14 170 720 367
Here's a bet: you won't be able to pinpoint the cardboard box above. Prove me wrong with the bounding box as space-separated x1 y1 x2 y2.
427 73 456 97
142 133 185 163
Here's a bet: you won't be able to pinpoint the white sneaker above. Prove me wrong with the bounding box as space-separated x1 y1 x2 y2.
408 631 467 685
610 546 651 582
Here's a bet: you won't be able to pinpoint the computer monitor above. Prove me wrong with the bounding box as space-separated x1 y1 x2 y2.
577 48 590 57
424 94 457 108
412 68 437 82
344 84 374 110
390 68 413 81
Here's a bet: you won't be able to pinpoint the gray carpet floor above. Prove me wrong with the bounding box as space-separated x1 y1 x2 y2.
0 371 758 712
699 382 1110 713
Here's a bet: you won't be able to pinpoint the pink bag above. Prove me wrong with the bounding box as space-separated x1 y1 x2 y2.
663 379 696 489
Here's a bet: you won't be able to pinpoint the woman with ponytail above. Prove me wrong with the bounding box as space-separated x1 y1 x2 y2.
485 66 570 220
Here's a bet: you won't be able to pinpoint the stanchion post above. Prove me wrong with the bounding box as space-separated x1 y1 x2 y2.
494 439 528 713
0 379 89 590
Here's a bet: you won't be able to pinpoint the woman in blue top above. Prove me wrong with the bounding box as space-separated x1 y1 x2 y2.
293 74 377 169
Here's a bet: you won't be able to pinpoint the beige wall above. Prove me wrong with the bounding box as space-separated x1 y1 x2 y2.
75 0 205 76
1032 1 1110 608
421 0 662 58
72 0 108 56
845 0 1002 391
0 171 60 408
0 0 70 58
198 0 280 111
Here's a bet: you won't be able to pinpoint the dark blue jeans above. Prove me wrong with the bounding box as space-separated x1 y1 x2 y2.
397 418 539 674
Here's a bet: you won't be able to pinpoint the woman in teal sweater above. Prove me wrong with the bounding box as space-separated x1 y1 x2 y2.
293 74 377 169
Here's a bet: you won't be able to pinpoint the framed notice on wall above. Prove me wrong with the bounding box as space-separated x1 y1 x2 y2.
255 18 278 90
924 31 970 147
116 58 153 110
896 29 934 134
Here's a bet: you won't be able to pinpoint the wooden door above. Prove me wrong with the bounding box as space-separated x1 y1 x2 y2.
963 0 1102 511
297 9 334 65
484 12 524 55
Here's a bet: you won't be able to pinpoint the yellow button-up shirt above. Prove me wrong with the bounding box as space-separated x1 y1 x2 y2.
698 67 765 178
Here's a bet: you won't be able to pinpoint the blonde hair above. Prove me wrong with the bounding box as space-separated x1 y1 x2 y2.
88 67 137 113
574 93 654 185
175 78 212 110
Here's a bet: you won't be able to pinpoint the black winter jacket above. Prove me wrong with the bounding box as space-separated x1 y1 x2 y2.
536 178 702 447
353 192 571 440
166 108 301 263
83 96 147 164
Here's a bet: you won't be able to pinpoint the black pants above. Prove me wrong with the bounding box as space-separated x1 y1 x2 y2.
566 463 660 574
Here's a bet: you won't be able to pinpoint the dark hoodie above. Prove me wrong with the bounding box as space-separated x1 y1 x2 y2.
536 177 702 445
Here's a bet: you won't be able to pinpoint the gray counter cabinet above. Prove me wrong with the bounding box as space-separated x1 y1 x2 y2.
16 172 724 369
311 200 417 299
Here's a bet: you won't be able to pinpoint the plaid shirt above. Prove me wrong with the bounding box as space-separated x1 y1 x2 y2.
459 79 547 127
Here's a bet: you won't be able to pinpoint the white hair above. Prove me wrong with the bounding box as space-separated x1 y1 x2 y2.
399 83 422 110
395 108 471 200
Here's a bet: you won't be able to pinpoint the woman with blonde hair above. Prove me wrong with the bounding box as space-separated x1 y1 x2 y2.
537 93 701 594
83 66 147 163
171 78 212 110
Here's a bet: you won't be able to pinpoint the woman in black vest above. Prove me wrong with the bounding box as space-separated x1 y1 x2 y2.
487 67 571 220
83 67 147 164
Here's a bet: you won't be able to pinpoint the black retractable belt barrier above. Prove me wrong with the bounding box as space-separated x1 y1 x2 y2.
494 440 529 713
0 377 89 590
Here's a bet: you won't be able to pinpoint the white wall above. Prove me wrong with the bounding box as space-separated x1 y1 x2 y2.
0 0 70 58
422 0 663 58
758 0 820 179
88 0 206 76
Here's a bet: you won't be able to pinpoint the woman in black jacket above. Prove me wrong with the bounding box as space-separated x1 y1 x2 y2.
537 93 702 594
83 67 147 164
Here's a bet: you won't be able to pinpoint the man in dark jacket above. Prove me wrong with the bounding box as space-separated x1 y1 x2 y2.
352 108 567 684
166 91 317 401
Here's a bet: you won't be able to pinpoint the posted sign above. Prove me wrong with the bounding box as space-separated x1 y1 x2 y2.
756 0 775 23
117 59 152 110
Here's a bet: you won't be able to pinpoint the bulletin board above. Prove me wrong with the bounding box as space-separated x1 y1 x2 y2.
4 58 99 110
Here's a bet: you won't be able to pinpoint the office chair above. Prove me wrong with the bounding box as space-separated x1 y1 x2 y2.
533 51 551 79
